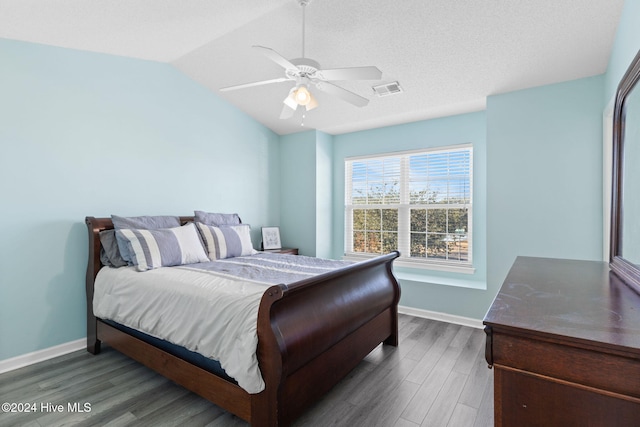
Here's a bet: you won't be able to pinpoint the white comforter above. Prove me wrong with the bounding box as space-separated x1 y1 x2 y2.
93 265 270 393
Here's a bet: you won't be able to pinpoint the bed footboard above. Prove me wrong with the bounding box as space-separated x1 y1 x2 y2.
253 252 401 426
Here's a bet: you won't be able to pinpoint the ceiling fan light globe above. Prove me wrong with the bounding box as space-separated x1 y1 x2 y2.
306 93 318 111
295 86 311 105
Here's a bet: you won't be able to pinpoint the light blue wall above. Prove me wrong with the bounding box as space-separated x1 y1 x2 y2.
315 131 334 259
279 131 317 255
0 39 280 361
279 130 334 257
486 76 606 315
331 112 489 319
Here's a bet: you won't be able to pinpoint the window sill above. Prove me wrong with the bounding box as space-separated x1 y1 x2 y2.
343 254 475 274
394 270 486 290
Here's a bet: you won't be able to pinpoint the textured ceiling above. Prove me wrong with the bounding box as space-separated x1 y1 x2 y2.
0 0 625 135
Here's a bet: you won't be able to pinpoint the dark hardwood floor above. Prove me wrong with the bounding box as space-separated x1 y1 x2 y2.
0 315 493 426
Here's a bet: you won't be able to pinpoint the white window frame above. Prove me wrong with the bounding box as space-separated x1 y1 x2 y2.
344 144 474 274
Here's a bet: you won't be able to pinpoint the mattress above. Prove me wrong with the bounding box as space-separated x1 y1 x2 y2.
102 319 236 383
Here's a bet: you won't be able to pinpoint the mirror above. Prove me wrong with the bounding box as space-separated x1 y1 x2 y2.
611 49 640 294
621 89 640 263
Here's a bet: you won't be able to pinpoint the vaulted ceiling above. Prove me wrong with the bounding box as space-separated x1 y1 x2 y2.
0 0 625 135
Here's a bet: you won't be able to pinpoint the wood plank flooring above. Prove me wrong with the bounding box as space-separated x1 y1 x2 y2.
0 315 493 427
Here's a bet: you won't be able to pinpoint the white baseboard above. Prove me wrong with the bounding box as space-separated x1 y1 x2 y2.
399 305 484 329
0 338 85 375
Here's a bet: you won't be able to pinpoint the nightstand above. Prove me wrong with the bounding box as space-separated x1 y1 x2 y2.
262 247 299 255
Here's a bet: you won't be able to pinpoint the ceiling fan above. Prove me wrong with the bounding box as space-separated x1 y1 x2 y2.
219 0 383 119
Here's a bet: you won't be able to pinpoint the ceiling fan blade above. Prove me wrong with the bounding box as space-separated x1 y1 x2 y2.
314 81 369 107
280 103 297 119
253 45 299 71
318 66 382 81
220 77 290 92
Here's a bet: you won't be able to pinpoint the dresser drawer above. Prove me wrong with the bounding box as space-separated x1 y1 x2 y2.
492 330 640 399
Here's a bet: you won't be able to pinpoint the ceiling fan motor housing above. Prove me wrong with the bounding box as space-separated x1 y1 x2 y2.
288 57 321 77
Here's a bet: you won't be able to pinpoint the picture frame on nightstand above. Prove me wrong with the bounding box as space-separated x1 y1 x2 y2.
261 226 281 250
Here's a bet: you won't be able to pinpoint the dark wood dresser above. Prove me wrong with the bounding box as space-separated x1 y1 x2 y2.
484 256 640 426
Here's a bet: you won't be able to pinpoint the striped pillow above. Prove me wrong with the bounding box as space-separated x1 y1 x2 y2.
196 223 256 260
116 223 209 271
112 215 182 265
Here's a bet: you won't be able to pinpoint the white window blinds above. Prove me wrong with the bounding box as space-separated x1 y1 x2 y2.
345 144 472 269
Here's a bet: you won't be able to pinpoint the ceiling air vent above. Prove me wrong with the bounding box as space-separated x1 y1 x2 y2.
372 81 402 97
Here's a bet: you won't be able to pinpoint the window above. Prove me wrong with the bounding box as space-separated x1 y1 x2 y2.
345 144 472 272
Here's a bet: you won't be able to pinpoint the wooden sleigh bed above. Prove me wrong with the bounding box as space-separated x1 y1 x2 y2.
85 216 401 426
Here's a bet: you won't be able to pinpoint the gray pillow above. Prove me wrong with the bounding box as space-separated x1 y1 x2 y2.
111 215 181 265
99 229 128 267
194 210 241 226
